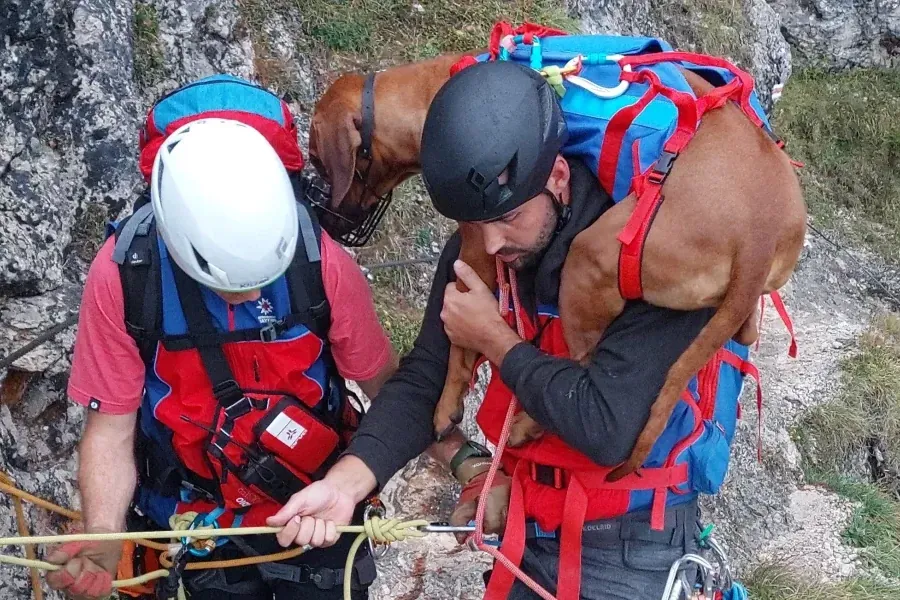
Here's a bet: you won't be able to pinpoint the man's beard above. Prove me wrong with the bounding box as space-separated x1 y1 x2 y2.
499 211 558 271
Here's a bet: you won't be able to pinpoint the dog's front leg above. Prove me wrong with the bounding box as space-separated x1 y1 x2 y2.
559 215 627 364
434 344 479 440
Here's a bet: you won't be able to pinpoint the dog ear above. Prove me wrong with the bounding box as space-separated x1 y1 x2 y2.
312 110 361 208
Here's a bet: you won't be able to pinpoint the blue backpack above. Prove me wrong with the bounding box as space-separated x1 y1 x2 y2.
453 22 798 496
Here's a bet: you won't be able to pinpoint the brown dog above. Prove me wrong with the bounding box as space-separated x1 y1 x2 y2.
309 54 806 476
308 51 538 446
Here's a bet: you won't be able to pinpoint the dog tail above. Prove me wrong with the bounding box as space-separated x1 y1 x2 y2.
607 244 772 481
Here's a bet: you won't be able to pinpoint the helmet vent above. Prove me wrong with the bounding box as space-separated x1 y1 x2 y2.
191 245 211 275
467 168 487 192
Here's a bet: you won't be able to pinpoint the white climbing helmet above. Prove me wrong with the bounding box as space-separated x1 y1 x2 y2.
150 118 299 292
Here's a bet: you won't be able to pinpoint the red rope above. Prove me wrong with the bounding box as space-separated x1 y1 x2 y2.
473 260 559 600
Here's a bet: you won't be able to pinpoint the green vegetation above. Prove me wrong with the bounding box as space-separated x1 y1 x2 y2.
773 68 900 261
797 313 900 480
294 0 577 62
791 314 900 586
803 471 900 579
133 2 166 90
650 0 752 67
744 562 900 600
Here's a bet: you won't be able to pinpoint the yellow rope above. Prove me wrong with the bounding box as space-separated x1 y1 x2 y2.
0 517 432 600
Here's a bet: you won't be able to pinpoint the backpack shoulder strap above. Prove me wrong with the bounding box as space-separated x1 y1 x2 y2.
285 178 331 342
112 196 162 365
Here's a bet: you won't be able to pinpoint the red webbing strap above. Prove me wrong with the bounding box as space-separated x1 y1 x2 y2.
617 187 662 299
695 77 741 117
615 69 700 300
488 21 568 59
721 349 763 460
478 258 558 600
482 463 531 600
616 68 698 247
618 51 760 128
574 462 690 531
557 477 588 600
450 55 479 76
573 463 690 491
768 290 798 358
598 83 659 196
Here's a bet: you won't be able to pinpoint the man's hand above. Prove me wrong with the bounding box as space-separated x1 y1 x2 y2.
442 260 521 363
45 535 122 600
267 480 357 548
448 457 512 544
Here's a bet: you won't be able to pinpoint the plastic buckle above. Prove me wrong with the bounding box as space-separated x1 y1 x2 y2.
530 464 567 490
224 396 252 420
295 564 312 584
259 323 277 342
649 150 678 185
213 380 243 405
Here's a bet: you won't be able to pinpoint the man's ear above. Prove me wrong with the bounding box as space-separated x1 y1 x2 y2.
548 154 570 204
311 110 362 206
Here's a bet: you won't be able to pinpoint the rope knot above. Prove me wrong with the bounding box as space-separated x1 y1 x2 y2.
362 517 429 545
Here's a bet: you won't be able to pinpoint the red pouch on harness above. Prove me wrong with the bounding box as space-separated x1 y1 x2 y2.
253 397 339 475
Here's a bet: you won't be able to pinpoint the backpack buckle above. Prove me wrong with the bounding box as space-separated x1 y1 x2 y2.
259 324 277 342
649 150 678 185
212 380 243 405
530 463 568 490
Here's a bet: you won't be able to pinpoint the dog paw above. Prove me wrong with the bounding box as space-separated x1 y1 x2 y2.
508 415 544 448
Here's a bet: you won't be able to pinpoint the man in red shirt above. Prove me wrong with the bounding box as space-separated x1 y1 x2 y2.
46 118 398 600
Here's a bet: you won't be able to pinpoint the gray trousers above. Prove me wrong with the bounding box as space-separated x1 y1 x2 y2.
502 507 701 600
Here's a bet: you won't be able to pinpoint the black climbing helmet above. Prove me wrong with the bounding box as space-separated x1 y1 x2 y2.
420 60 568 222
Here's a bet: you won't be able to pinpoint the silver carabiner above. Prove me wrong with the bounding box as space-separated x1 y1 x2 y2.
661 553 716 600
420 522 477 534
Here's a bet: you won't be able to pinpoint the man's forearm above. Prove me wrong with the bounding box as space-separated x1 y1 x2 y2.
77 412 138 532
323 455 378 505
498 303 716 466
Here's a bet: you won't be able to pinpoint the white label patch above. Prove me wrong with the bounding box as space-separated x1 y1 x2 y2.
266 412 307 449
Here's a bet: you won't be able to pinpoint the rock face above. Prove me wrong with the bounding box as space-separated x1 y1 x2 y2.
0 0 891 599
767 0 900 69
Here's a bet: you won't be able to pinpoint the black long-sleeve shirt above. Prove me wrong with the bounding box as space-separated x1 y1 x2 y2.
344 161 714 488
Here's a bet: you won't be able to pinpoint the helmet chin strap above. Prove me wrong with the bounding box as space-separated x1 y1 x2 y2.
545 187 571 234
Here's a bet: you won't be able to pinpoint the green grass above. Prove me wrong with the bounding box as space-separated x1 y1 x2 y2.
804 471 900 579
773 68 900 260
649 0 751 67
355 177 452 355
133 2 166 90
797 313 900 479
744 562 900 600
292 0 578 64
373 291 424 357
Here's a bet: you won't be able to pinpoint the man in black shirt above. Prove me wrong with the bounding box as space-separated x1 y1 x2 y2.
269 60 715 599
